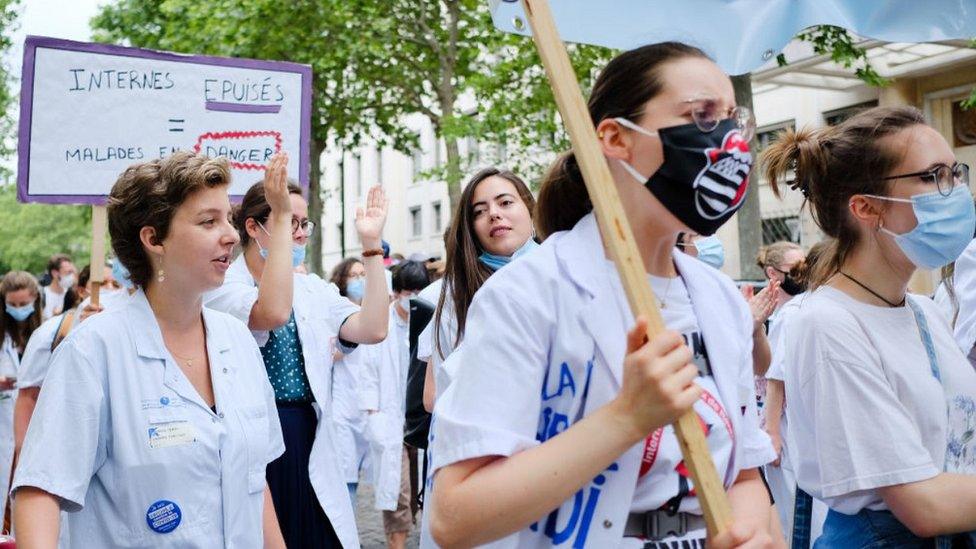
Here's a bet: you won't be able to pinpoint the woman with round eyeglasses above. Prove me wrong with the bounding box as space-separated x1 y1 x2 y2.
763 105 976 545
205 155 391 549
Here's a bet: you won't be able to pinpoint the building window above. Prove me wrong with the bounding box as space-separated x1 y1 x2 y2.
755 120 795 155
375 149 383 185
411 137 423 178
761 215 801 245
823 101 878 126
434 137 443 168
466 135 480 165
410 206 422 237
432 201 442 233
353 153 362 197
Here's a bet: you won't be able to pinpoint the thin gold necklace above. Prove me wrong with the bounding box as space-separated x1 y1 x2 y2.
655 274 677 309
170 350 203 368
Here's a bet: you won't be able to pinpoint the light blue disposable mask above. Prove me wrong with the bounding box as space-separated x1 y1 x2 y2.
112 258 135 290
5 302 34 322
346 278 365 301
867 183 976 269
256 221 306 268
695 235 726 269
478 238 540 271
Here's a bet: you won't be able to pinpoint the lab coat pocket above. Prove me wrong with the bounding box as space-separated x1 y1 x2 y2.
238 404 270 494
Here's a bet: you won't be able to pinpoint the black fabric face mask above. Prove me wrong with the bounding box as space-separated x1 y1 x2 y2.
618 118 753 236
780 275 807 296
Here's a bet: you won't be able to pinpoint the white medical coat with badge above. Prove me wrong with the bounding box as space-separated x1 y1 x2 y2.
430 213 775 548
12 290 284 547
205 255 362 549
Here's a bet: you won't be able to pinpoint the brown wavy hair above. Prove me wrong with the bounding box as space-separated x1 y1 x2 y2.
107 151 231 288
760 106 926 287
434 167 536 358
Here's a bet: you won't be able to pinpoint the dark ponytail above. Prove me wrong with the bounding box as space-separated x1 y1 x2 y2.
534 42 711 237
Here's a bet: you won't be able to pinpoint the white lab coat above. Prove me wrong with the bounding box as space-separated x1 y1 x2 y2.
12 290 284 547
359 304 410 511
0 336 18 521
429 213 774 548
205 255 362 549
332 347 371 485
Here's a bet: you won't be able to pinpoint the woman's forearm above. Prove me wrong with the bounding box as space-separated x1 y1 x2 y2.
339 254 388 343
13 487 61 548
431 401 642 549
14 387 39 459
752 327 772 377
423 360 436 413
883 472 976 537
763 380 784 435
727 469 774 541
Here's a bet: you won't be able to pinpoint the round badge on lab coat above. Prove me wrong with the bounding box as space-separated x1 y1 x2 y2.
146 500 182 533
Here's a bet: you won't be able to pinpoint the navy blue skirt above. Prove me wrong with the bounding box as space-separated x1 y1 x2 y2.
267 402 342 549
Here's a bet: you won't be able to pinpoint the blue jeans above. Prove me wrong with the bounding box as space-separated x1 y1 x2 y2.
816 508 976 548
815 509 931 548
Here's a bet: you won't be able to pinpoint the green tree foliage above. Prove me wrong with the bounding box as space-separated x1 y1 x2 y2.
0 184 92 274
91 0 417 274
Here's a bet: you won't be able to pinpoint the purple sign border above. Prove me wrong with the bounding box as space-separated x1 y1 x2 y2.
17 35 313 205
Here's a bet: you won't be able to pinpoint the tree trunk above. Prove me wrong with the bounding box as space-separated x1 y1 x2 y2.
308 139 325 276
732 74 764 280
444 135 462 212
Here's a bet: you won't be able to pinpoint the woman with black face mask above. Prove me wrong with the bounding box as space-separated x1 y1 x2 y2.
761 240 829 545
426 42 777 549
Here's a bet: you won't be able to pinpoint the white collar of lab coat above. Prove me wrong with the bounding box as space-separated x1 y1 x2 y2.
226 253 256 287
128 289 232 361
553 213 745 392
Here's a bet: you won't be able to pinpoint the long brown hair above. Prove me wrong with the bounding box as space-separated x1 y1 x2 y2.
434 167 536 357
535 42 711 239
0 271 41 351
760 106 926 287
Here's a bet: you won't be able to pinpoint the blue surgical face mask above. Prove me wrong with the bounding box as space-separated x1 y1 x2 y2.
256 221 306 268
695 235 726 269
478 238 540 271
5 302 34 322
346 278 365 302
867 183 976 269
112 258 135 290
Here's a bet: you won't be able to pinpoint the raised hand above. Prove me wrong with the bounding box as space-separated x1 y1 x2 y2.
264 152 292 218
749 279 779 328
355 185 388 249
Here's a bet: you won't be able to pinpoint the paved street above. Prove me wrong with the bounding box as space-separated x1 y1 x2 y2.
354 481 422 549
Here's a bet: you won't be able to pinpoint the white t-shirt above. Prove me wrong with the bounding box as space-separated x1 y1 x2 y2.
42 285 66 320
630 274 735 514
784 286 976 514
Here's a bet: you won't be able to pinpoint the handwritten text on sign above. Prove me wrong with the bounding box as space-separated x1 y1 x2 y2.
18 36 311 203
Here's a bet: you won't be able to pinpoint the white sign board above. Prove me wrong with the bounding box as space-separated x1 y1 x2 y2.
18 36 312 204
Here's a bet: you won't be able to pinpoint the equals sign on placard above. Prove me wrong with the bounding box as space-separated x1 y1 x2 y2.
168 119 185 132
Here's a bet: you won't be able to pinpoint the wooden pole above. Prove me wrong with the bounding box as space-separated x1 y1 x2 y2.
520 0 733 536
89 205 108 308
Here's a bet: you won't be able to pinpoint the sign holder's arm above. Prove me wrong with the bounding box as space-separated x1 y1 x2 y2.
520 0 733 536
